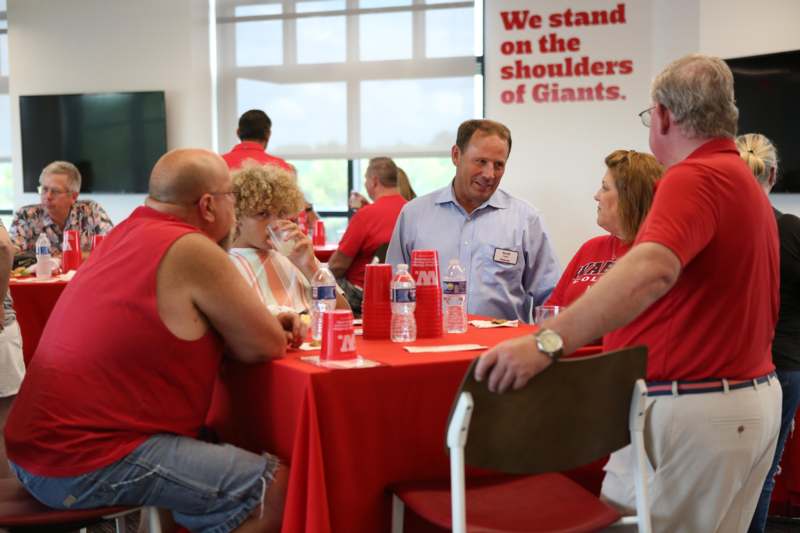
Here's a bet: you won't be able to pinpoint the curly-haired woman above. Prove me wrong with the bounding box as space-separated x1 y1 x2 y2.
229 163 349 315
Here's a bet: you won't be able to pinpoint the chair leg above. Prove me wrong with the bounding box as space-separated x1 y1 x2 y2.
114 514 126 533
391 495 404 533
146 506 163 533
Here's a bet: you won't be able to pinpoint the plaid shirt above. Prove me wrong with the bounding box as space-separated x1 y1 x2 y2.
9 200 114 257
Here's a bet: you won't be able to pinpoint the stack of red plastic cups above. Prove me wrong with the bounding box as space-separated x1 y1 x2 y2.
410 250 443 338
362 263 393 339
321 310 357 361
62 229 82 272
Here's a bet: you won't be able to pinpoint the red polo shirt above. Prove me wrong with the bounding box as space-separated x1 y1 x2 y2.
338 194 407 287
222 141 291 171
604 138 779 381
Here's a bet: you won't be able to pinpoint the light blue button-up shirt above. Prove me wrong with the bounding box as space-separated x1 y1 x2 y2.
386 183 560 323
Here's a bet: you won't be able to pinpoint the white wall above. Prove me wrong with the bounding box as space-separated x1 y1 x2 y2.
485 0 656 265
8 0 213 223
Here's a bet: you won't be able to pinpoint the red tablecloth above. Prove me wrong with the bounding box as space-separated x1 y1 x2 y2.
313 245 337 263
8 279 68 365
207 323 604 533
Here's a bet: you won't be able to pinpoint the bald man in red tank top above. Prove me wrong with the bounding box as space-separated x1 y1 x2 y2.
4 149 301 533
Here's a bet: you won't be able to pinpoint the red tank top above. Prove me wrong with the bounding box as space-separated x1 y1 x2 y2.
5 206 224 476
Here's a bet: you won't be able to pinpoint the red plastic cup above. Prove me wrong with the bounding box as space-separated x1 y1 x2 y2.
362 264 392 303
362 264 393 339
410 249 440 288
321 310 357 361
91 234 105 251
410 250 443 338
312 220 326 246
62 229 82 272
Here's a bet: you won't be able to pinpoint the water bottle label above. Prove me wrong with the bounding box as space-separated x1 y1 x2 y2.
312 285 337 300
443 280 466 295
36 245 50 255
392 287 416 303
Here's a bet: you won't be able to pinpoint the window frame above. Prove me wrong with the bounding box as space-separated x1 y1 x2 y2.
215 0 483 224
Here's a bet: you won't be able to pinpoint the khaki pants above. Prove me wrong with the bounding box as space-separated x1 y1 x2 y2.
602 375 782 533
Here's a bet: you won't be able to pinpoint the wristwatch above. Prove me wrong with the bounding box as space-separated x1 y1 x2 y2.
535 329 564 362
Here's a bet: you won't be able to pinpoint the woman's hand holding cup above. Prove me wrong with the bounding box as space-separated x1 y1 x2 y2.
269 220 318 279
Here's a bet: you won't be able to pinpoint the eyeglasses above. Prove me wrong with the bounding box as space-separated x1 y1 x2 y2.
37 185 70 196
638 106 655 128
209 190 236 200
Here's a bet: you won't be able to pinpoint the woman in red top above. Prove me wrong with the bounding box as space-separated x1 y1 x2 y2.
548 149 662 496
546 150 663 308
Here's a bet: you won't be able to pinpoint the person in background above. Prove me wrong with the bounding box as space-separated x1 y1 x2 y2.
396 168 417 202
0 221 24 478
222 109 292 171
545 150 662 308
544 149 661 495
229 163 348 315
4 149 298 533
386 118 560 322
475 54 781 532
9 161 113 258
223 110 319 228
329 157 407 314
738 133 800 533
349 166 417 209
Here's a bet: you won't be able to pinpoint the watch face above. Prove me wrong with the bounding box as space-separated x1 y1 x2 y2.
538 330 563 353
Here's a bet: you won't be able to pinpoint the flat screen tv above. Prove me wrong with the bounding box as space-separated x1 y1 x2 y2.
727 50 800 193
20 91 167 194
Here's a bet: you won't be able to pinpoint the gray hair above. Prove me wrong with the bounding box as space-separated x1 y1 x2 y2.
367 157 398 187
736 133 778 186
40 161 82 193
651 54 739 139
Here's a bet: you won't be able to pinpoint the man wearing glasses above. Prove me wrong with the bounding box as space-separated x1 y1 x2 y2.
476 54 781 531
9 161 113 258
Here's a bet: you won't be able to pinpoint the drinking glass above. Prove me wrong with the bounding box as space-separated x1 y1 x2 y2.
534 305 562 324
267 225 295 256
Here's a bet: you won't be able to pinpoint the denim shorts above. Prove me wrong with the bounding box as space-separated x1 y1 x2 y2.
10 434 281 533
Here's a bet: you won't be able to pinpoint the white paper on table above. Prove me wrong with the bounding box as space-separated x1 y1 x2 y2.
298 342 321 351
469 319 519 329
301 355 381 369
403 344 487 354
13 272 72 283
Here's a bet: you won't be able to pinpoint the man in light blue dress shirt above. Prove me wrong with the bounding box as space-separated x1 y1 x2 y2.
386 119 559 323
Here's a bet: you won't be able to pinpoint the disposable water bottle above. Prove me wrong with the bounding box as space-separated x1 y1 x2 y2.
311 264 338 341
443 259 468 333
35 233 52 279
390 264 417 342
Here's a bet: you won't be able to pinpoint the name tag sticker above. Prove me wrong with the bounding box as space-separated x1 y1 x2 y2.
493 248 519 265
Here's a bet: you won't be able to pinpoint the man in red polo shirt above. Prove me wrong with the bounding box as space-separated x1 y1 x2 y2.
328 157 406 314
222 109 291 171
475 54 781 532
